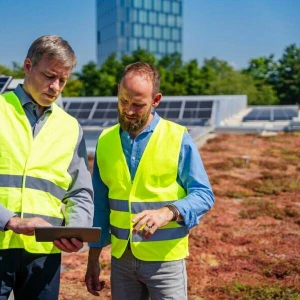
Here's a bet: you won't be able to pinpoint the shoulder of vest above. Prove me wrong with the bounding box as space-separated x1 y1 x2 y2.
159 118 187 133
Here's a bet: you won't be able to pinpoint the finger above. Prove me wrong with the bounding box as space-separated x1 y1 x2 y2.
132 218 148 234
70 238 84 249
54 238 79 252
86 276 100 296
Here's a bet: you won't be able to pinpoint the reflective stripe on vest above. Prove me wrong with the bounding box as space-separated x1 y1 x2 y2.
97 118 189 261
0 92 79 254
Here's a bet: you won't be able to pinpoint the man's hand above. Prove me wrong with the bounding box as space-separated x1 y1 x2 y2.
5 216 52 235
53 238 84 253
132 207 174 239
85 248 105 296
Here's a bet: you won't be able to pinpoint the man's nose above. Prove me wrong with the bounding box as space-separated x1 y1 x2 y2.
125 105 135 115
50 79 60 92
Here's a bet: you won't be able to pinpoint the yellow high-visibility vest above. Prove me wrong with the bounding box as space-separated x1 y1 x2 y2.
0 92 79 254
97 118 189 261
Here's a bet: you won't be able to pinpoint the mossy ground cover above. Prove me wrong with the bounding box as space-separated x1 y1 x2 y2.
59 132 300 299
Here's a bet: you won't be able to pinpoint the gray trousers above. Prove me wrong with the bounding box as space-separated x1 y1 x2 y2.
111 246 187 300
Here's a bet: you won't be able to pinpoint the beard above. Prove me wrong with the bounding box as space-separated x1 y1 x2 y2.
118 106 152 134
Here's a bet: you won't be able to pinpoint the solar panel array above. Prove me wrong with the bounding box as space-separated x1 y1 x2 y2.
243 108 297 122
0 76 13 94
63 99 214 127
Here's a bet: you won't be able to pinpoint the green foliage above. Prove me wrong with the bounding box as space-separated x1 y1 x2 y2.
3 44 300 104
62 78 83 97
275 44 300 104
0 62 24 78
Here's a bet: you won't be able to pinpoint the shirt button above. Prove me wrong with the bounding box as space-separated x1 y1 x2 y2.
132 157 135 161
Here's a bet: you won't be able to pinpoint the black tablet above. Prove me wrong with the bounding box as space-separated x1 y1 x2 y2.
34 226 101 243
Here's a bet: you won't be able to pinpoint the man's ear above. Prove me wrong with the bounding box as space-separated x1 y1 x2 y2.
152 93 162 108
23 58 32 75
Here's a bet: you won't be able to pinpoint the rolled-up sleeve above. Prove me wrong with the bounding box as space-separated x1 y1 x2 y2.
89 145 111 248
174 132 215 230
62 125 94 227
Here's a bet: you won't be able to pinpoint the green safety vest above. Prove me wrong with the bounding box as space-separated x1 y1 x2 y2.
0 92 79 254
97 118 189 261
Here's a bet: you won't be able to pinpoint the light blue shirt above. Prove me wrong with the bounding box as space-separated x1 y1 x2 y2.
90 112 214 247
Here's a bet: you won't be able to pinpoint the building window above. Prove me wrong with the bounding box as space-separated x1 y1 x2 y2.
139 38 147 49
163 1 170 13
176 16 182 27
149 11 157 24
168 15 175 27
133 0 142 9
158 13 166 26
154 26 161 39
149 40 157 52
139 10 147 23
153 0 161 11
132 9 138 22
172 28 179 41
172 2 180 14
133 24 143 37
159 40 166 53
163 27 170 40
144 25 152 38
167 41 175 53
144 0 152 10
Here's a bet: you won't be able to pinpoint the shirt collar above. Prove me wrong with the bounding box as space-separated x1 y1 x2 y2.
14 84 53 113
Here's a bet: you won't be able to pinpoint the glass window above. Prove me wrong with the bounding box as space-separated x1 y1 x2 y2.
163 1 170 13
133 0 142 8
120 22 125 36
139 38 147 49
175 43 181 53
144 25 152 38
139 10 147 23
144 0 152 10
172 2 180 14
133 24 142 37
163 28 170 40
172 28 179 41
154 26 161 39
158 13 166 26
149 40 157 52
153 0 161 11
149 11 157 24
132 38 138 50
176 16 182 27
132 9 138 22
168 15 175 27
167 41 175 53
158 40 166 53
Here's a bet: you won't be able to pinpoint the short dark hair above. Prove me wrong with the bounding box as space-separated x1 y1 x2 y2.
121 62 161 95
26 35 77 69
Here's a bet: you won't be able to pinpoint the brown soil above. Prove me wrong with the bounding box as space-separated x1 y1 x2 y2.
59 132 300 299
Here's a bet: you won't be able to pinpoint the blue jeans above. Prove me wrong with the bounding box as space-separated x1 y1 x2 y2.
0 249 61 300
111 246 187 300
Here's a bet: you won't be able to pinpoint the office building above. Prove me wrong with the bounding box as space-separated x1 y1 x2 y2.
96 0 183 66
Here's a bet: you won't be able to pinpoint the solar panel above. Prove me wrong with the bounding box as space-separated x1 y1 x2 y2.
243 108 297 122
63 98 214 127
0 76 13 94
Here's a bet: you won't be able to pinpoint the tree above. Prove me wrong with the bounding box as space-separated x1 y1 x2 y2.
62 78 83 97
275 44 300 104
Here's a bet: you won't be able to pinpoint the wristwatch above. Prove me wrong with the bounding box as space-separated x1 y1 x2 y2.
165 204 181 221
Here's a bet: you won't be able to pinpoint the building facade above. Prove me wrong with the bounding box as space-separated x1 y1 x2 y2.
96 0 183 66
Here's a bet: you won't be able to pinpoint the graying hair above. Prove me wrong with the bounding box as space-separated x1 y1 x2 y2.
121 62 161 95
26 35 77 69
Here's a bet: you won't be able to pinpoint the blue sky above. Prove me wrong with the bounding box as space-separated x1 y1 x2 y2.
0 0 299 71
